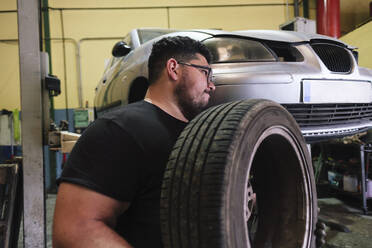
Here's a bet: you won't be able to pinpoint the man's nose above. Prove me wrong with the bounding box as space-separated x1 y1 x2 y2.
208 80 216 91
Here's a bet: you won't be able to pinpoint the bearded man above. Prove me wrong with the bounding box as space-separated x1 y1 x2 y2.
53 36 215 248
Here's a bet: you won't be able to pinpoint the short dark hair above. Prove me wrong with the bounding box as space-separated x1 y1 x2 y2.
148 36 212 84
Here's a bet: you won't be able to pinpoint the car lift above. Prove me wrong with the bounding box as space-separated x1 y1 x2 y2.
17 0 47 246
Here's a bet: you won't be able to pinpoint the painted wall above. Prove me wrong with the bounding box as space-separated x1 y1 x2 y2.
47 0 297 110
0 0 371 112
1 0 296 111
0 0 19 111
340 0 371 35
340 21 372 69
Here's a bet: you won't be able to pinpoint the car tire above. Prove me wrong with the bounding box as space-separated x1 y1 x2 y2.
160 99 317 248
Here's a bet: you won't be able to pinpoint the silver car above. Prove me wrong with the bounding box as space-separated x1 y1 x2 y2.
94 28 372 143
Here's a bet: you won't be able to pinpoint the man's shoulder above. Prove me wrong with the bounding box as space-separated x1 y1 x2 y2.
98 100 186 134
99 101 161 129
101 101 152 120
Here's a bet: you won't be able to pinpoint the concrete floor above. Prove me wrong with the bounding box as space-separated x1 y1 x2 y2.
16 194 372 248
46 194 55 248
319 196 372 248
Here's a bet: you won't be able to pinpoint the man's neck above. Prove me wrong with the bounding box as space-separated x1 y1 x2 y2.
144 93 188 123
144 97 153 104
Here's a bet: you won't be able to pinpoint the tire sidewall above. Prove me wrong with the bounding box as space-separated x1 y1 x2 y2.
223 102 317 248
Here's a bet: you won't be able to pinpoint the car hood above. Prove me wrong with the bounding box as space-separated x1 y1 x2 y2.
168 29 353 49
235 30 352 48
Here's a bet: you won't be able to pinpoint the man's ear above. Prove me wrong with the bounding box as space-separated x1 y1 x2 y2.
166 58 179 81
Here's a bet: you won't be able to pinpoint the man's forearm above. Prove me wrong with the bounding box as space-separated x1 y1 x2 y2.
53 219 133 248
53 183 132 248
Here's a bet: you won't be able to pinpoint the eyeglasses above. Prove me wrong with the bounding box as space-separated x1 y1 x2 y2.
177 61 213 82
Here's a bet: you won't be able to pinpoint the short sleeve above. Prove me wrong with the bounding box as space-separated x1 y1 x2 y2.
58 118 144 202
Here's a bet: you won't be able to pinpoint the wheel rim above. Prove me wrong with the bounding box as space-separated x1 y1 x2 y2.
245 179 258 244
243 126 313 248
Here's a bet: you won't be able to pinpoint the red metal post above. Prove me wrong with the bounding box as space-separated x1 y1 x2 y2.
317 0 327 35
317 0 340 38
328 0 340 38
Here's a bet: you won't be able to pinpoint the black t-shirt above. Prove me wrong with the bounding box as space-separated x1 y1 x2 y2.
58 101 187 247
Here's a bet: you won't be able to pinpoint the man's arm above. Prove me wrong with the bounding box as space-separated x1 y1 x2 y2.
53 182 132 248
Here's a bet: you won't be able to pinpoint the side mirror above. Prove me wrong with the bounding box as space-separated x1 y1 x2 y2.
112 41 131 57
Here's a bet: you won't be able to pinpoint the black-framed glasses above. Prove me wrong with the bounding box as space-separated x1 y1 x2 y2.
178 61 213 82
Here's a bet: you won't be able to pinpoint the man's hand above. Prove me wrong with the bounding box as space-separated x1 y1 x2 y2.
53 182 132 248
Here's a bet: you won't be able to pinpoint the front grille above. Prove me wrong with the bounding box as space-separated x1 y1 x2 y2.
311 43 352 73
283 103 372 128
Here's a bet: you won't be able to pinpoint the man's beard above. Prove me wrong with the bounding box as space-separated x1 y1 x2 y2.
175 77 208 121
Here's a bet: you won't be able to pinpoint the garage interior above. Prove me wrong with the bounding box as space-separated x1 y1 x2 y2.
1 0 372 247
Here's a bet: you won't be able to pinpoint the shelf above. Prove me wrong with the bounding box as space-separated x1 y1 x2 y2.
314 142 372 214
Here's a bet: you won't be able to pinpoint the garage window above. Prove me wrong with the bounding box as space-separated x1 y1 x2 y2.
204 37 276 63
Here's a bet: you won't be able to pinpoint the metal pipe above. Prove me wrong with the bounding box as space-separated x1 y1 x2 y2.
303 0 309 18
46 3 294 11
0 39 18 42
286 0 290 21
42 0 58 193
360 145 368 214
77 37 123 107
317 0 327 35
76 41 83 108
51 33 123 109
328 0 340 38
59 10 72 111
167 7 170 28
317 0 340 38
0 10 17 13
294 0 299 17
10 113 14 157
41 37 122 111
44 36 122 110
41 0 54 111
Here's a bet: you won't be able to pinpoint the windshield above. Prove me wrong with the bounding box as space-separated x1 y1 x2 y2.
138 29 180 44
204 37 276 63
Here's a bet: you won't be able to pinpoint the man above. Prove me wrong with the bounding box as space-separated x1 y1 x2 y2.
53 36 215 248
